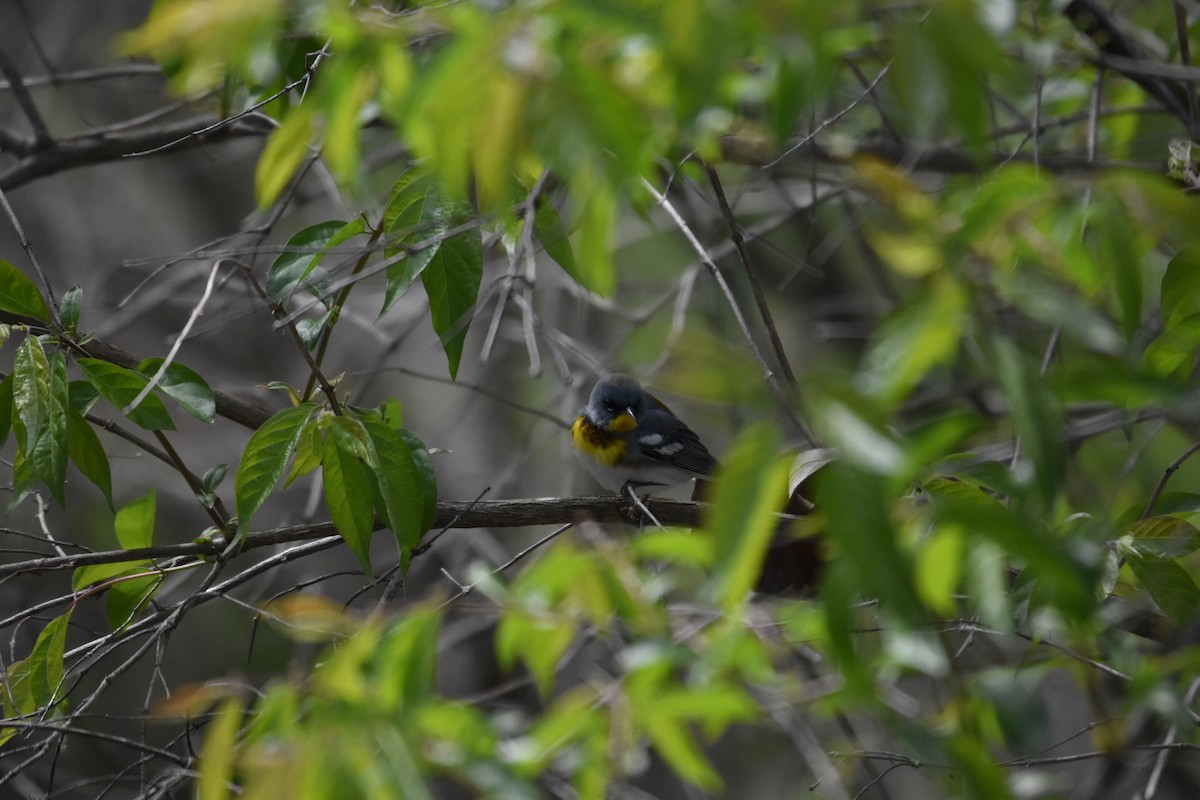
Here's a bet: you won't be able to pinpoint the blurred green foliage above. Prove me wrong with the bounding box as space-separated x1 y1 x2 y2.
3 0 1200 797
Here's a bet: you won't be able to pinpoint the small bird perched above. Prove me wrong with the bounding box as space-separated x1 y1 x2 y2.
571 374 718 492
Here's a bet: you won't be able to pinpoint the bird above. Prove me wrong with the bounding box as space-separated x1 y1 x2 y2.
571 374 718 493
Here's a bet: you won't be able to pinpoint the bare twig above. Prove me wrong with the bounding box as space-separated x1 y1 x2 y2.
641 176 814 444
0 48 52 146
124 260 224 415
703 160 799 393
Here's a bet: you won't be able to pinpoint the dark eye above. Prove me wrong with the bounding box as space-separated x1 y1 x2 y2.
602 398 617 411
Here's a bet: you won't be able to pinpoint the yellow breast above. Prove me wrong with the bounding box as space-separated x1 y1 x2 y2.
571 416 628 467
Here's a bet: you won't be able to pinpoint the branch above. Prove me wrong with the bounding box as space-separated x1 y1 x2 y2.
0 115 270 190
0 310 276 430
0 496 708 576
1065 0 1197 137
0 48 52 146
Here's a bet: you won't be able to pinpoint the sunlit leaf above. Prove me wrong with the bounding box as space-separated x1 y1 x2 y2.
197 697 245 800
859 278 964 406
256 106 315 208
116 490 156 550
703 424 789 610
571 174 616 297
916 524 964 615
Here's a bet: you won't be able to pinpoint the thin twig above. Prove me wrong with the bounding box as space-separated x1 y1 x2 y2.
0 185 55 313
123 46 330 158
1141 440 1200 519
641 176 814 444
703 160 799 393
0 48 52 146
763 63 891 170
124 260 223 415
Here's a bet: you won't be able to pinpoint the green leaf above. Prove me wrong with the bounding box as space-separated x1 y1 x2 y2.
572 174 616 297
107 573 162 632
73 559 163 631
643 715 721 792
859 278 964 406
137 359 216 423
0 258 51 320
265 218 365 302
1143 312 1200 378
29 351 69 505
323 420 377 574
703 424 788 610
818 462 924 625
13 335 51 452
27 612 70 708
60 285 82 331
255 107 314 208
197 697 245 800
927 488 1097 621
68 380 99 416
234 403 315 532
382 172 445 314
421 226 482 379
1160 246 1200 329
916 524 964 615
357 411 426 561
74 560 153 591
1123 515 1200 558
67 407 113 508
1124 552 1200 626
533 199 579 283
116 490 156 549
397 428 438 533
76 358 175 431
1096 205 1144 340
991 337 1062 512
285 418 323 487
375 608 441 711
974 669 1050 753
0 372 13 449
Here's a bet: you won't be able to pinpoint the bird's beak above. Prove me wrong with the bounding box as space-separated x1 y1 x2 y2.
609 408 637 432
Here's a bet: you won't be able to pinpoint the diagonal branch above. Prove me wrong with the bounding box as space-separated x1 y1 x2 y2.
0 48 52 147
